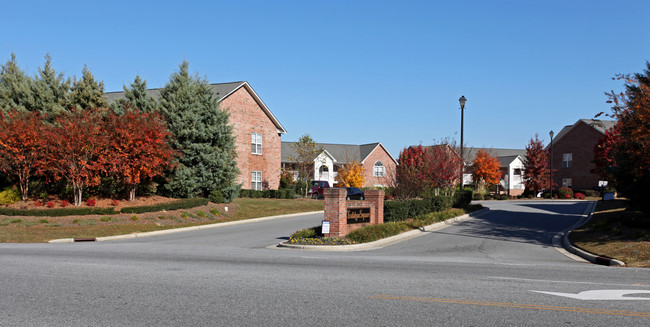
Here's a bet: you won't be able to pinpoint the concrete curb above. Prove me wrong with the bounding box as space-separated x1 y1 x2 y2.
48 210 325 243
554 201 626 266
276 208 491 252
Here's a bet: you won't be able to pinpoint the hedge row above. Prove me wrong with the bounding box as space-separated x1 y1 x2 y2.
120 198 209 214
0 207 119 217
384 196 454 222
239 189 296 199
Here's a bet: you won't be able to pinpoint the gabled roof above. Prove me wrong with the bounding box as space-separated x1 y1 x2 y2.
282 142 397 165
105 81 287 134
549 119 616 147
497 154 524 167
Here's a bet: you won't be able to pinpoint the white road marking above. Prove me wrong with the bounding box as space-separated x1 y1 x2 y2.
532 290 650 300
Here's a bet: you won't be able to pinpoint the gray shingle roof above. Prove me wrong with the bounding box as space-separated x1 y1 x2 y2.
462 147 526 163
282 142 395 164
550 119 617 147
105 81 287 134
105 81 246 103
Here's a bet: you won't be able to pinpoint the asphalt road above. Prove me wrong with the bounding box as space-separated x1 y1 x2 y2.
2 200 649 326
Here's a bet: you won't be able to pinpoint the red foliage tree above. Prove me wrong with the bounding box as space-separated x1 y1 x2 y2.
593 123 621 182
424 144 460 193
395 145 427 199
601 63 650 210
472 150 501 190
523 134 550 194
0 110 47 200
44 108 108 206
103 110 177 201
395 144 461 198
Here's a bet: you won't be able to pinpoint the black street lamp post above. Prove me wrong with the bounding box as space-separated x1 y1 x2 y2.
549 130 554 198
459 96 467 189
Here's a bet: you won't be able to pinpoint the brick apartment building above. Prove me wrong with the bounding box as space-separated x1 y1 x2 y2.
106 81 287 190
281 142 397 188
548 119 616 190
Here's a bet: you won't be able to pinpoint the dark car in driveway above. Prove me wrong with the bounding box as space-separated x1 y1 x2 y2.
345 187 365 200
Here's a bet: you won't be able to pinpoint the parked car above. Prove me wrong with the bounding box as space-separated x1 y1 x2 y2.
308 180 330 199
345 187 365 200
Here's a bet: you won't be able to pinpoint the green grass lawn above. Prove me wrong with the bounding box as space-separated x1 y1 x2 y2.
0 198 324 243
570 199 650 267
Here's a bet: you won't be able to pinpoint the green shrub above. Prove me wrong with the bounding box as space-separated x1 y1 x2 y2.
39 218 49 224
129 215 140 221
558 187 574 199
100 217 112 222
209 208 221 216
484 194 493 200
0 187 21 205
472 193 484 201
346 222 411 243
196 211 207 218
239 189 250 198
454 188 474 208
120 198 209 214
291 226 321 239
209 190 225 203
262 190 271 198
283 188 296 199
384 196 454 222
0 207 118 217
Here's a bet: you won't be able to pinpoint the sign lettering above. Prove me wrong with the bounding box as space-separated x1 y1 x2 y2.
347 208 371 224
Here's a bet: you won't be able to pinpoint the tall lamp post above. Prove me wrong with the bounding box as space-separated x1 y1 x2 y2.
549 130 554 199
459 96 467 189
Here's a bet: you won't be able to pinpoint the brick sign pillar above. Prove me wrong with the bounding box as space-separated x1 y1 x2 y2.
323 188 384 237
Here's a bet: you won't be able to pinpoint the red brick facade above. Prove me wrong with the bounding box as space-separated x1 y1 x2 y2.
323 188 384 237
550 120 605 190
362 145 396 187
221 87 282 190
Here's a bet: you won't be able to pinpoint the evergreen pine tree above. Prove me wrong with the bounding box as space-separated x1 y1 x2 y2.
69 64 108 110
0 53 33 113
159 61 240 200
31 54 71 116
111 75 158 114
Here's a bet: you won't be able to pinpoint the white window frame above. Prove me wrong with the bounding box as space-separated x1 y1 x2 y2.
251 133 262 155
373 161 385 177
562 153 572 168
251 171 262 190
562 178 572 188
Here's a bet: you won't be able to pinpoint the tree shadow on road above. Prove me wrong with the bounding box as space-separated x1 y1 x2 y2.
428 202 589 246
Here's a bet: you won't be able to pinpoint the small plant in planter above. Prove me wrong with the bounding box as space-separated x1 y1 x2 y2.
574 192 585 200
86 199 96 207
34 200 43 207
46 201 55 208
111 199 119 206
60 200 70 207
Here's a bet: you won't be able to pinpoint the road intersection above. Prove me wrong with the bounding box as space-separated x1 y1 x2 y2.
2 200 648 326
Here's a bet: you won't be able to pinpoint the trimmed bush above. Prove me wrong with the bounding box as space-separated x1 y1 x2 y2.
209 190 225 203
384 196 454 222
472 193 484 201
120 198 209 214
454 188 474 208
0 187 21 205
0 207 118 217
558 187 574 199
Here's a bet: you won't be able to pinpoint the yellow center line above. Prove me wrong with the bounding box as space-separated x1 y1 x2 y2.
371 295 650 318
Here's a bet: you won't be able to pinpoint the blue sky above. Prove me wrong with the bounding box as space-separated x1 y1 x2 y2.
2 0 649 158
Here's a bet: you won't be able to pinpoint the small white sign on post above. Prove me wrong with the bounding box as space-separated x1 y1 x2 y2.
321 220 330 235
